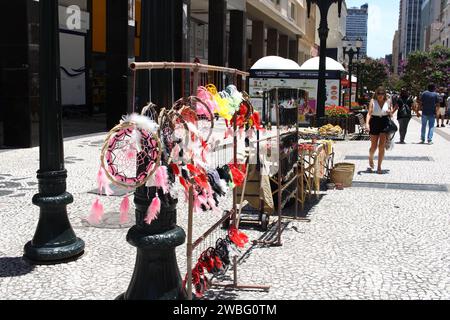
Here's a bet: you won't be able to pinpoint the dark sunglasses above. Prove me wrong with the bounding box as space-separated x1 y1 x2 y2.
377 92 385 95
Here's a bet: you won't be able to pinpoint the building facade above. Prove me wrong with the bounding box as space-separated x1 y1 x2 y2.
392 30 400 75
0 0 321 148
421 0 442 50
346 3 368 57
440 0 450 48
399 0 424 59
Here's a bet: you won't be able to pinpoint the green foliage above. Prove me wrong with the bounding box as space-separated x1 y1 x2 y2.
401 46 450 96
353 58 389 93
385 73 406 92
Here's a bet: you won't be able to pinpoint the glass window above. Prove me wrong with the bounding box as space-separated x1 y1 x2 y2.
289 2 296 20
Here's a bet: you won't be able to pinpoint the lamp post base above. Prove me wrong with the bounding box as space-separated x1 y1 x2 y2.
118 226 187 300
25 189 85 265
119 189 186 301
24 239 85 265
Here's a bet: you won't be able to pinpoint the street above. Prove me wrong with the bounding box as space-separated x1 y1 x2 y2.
0 118 449 300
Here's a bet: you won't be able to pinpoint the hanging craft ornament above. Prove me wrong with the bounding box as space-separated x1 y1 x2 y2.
197 86 218 115
158 108 190 163
206 84 233 121
101 113 162 189
228 225 249 249
173 96 215 144
141 102 158 121
225 85 244 113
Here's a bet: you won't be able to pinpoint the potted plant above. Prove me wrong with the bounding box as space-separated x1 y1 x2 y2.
324 106 357 134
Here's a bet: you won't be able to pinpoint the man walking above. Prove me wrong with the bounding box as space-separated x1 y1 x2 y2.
393 88 414 144
417 84 440 145
437 87 448 128
447 94 450 126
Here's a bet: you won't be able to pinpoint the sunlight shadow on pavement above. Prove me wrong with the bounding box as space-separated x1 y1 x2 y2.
0 257 35 278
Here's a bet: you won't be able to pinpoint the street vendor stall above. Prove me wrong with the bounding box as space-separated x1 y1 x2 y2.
249 56 346 128
237 86 336 235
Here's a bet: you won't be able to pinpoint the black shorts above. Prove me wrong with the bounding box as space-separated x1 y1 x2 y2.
369 116 389 136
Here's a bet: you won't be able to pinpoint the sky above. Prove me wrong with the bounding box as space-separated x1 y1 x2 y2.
346 0 400 59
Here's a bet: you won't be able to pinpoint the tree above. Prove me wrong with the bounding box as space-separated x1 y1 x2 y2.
385 73 406 92
353 58 389 93
401 51 430 96
401 45 450 96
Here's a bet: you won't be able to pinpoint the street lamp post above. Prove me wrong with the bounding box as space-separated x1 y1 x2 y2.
357 57 366 102
24 0 85 264
342 37 362 110
117 0 188 300
307 0 343 127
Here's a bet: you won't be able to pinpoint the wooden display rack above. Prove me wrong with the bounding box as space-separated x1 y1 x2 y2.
131 61 270 300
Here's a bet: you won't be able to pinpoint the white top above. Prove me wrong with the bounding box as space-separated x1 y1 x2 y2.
372 99 390 116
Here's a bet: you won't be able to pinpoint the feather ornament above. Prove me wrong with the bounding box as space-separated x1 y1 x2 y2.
119 196 130 224
155 166 170 194
122 113 159 133
88 198 104 224
145 196 161 225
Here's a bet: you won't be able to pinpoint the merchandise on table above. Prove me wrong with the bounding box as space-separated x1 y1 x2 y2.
319 124 343 136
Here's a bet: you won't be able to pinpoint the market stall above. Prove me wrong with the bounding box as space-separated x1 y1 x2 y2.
249 56 347 128
88 61 270 300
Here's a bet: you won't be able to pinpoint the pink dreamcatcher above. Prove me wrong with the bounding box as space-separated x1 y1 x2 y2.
101 117 161 189
88 114 162 225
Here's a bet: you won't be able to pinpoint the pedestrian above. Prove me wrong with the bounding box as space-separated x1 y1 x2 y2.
437 87 448 128
447 93 450 126
416 84 440 144
393 88 415 144
366 86 393 174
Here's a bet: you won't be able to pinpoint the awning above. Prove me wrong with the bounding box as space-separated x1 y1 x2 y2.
299 57 346 71
251 56 301 70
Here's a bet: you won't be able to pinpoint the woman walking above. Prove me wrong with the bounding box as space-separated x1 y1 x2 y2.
366 87 393 174
393 88 415 144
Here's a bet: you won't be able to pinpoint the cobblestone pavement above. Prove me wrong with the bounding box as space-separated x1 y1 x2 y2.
0 118 449 300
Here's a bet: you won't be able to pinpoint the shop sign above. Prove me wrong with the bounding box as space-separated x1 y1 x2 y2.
59 5 90 33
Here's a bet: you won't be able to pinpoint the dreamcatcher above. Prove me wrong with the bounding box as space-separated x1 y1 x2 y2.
173 96 215 144
158 107 190 164
88 113 162 225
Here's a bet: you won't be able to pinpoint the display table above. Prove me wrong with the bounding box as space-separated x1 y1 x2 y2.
298 140 335 205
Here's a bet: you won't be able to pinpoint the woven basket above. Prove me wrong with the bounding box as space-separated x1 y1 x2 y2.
330 163 355 188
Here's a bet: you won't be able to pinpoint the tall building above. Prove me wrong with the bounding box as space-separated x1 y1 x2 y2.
346 3 368 57
420 0 442 50
385 54 393 66
399 0 424 59
440 0 449 48
392 30 401 74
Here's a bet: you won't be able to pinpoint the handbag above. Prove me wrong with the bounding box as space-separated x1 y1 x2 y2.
384 118 397 151
397 98 412 118
384 118 398 134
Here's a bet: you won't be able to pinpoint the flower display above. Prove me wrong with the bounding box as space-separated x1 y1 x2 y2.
325 106 350 118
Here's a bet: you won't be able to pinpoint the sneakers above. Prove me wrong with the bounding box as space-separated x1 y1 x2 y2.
420 140 425 144
428 141 434 145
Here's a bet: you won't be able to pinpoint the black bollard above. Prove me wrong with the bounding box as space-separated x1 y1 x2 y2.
24 0 84 264
118 187 186 300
